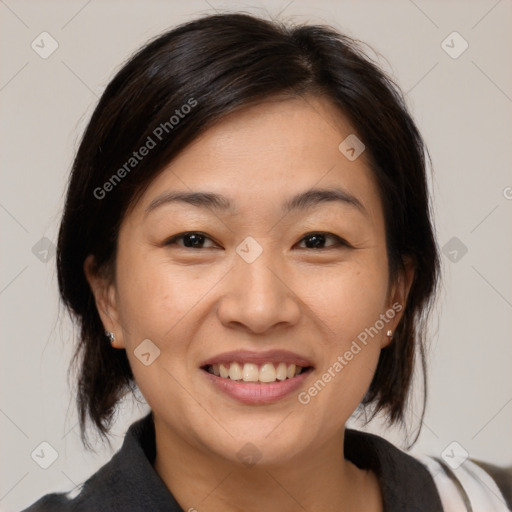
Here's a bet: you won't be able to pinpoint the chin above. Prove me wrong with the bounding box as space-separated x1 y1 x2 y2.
199 421 309 468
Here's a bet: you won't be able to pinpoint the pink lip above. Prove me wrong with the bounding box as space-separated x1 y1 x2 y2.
202 368 313 404
199 349 314 368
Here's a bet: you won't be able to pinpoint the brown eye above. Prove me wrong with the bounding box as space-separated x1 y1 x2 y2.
165 232 218 249
297 232 348 250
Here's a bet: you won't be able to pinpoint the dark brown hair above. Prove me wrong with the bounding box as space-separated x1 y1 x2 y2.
57 12 440 448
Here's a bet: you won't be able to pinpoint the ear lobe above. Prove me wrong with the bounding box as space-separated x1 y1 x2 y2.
83 255 124 348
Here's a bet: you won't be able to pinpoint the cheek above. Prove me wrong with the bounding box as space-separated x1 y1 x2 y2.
295 259 389 419
114 250 227 353
300 258 389 335
116 247 179 324
113 254 208 415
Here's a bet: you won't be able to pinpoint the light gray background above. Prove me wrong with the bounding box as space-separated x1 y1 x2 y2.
1 1 511 510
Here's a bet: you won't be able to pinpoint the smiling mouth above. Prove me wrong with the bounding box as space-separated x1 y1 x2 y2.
201 362 313 384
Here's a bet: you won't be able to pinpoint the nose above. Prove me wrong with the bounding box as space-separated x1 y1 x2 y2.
216 252 301 334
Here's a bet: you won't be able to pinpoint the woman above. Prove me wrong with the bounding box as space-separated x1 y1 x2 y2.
23 12 511 512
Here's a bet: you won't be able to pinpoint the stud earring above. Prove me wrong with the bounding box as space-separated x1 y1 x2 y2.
386 330 393 337
105 331 115 344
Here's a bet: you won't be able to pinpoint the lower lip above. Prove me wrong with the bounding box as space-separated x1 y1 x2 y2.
202 369 313 405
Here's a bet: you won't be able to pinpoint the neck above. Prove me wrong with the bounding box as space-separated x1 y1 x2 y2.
153 422 383 512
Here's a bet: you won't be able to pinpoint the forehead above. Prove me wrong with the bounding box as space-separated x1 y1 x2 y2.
133 96 382 222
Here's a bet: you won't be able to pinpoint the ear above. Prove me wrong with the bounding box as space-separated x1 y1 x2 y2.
381 256 415 348
84 255 125 349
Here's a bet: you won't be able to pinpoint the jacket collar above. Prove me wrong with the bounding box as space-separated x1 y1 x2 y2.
76 412 443 511
344 428 444 511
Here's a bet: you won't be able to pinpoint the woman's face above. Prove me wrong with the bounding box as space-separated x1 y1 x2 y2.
91 96 410 466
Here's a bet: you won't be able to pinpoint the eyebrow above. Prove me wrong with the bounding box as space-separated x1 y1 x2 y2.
144 187 367 217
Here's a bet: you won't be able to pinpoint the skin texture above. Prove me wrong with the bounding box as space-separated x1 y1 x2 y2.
86 95 414 512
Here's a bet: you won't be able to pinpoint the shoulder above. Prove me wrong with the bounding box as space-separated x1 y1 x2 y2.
345 428 445 511
345 428 512 511
414 454 512 511
20 412 182 512
20 493 76 512
472 460 512 507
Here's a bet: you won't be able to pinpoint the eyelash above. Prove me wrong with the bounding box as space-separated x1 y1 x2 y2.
164 231 350 250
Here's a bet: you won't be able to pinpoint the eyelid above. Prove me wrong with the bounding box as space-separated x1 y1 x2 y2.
163 231 351 250
296 231 351 249
164 231 221 248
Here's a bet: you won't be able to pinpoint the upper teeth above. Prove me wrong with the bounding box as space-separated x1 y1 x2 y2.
208 362 303 383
